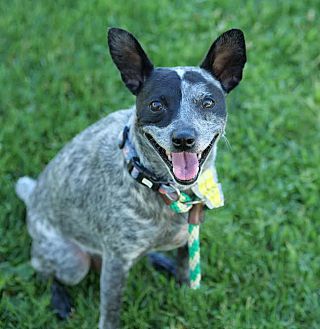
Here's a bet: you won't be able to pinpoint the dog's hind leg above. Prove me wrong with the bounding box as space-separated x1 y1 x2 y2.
30 227 90 285
29 217 90 318
99 254 129 329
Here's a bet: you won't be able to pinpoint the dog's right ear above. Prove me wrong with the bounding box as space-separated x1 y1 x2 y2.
107 28 154 95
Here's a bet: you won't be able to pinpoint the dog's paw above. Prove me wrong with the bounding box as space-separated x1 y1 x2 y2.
148 252 191 287
51 280 74 320
148 252 177 278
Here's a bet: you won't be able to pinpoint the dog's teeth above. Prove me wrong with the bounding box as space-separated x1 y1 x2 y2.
197 153 201 160
165 151 172 161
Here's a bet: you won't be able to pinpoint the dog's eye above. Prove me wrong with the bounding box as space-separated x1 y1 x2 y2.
202 98 215 109
149 101 163 112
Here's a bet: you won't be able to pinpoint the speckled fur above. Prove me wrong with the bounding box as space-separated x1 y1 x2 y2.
16 27 246 329
18 109 191 328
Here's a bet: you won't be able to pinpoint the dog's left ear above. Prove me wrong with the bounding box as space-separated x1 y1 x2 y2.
200 29 246 93
107 28 154 95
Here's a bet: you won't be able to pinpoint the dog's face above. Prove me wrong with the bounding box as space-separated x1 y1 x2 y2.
108 28 246 186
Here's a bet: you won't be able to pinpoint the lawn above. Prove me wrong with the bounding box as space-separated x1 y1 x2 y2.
1 0 320 328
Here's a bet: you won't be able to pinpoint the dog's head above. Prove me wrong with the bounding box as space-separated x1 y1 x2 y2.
108 28 246 187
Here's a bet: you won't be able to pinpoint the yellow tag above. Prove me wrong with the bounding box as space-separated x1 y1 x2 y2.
192 167 224 209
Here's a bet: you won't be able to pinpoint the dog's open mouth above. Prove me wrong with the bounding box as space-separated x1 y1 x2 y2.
145 133 219 185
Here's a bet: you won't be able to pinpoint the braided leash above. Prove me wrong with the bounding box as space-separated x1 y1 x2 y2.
168 166 224 289
169 192 202 289
188 223 201 289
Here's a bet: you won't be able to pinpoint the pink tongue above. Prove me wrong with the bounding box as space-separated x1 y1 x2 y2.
171 152 199 181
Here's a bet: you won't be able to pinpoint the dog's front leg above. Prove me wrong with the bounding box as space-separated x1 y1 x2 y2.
176 244 189 285
99 254 128 329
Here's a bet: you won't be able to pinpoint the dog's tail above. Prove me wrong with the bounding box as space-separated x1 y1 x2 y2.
15 176 36 206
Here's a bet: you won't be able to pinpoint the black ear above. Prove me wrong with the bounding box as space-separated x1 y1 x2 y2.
107 28 154 95
200 29 246 93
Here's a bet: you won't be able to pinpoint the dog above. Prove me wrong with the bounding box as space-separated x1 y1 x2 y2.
16 27 246 329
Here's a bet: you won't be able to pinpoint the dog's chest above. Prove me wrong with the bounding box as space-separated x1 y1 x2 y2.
155 218 189 251
138 200 188 250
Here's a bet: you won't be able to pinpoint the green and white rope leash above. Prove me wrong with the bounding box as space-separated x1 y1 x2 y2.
170 192 201 289
168 167 224 289
188 223 201 289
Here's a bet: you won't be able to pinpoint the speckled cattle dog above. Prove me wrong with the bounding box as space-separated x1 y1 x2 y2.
16 28 246 329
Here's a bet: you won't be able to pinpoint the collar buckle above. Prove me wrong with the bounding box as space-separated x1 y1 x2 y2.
127 157 161 191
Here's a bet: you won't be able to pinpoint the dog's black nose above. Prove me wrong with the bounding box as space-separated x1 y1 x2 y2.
172 129 196 151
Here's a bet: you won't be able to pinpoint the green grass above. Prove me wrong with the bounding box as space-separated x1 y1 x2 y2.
1 0 320 328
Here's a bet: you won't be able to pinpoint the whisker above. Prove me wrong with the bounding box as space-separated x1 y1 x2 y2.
222 134 232 151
